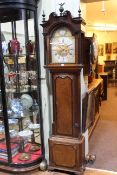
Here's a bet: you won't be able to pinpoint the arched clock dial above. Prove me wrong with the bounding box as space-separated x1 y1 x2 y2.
50 27 75 63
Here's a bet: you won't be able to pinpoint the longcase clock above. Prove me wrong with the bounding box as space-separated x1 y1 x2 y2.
41 7 87 175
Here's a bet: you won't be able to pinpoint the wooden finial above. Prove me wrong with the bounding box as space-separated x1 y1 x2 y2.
42 10 46 22
59 3 65 16
78 8 81 18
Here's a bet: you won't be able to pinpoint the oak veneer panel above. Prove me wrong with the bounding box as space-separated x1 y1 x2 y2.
49 136 85 172
52 144 76 167
55 76 73 136
52 72 81 138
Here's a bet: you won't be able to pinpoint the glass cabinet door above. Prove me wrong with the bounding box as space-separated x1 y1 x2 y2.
0 97 8 163
0 7 43 167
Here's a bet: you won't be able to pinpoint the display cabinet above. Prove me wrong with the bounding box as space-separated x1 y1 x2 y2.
99 73 108 100
0 0 44 172
104 60 117 81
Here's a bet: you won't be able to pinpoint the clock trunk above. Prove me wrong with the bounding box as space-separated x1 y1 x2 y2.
52 72 81 138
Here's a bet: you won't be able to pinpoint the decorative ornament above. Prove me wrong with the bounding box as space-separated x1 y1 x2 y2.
78 7 81 18
42 10 46 22
39 160 47 171
59 3 65 16
8 38 20 54
26 40 34 54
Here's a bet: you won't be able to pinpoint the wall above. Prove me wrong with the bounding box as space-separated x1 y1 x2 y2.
80 0 87 20
87 30 117 65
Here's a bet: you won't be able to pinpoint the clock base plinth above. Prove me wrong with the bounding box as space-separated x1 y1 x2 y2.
48 136 85 175
48 165 85 175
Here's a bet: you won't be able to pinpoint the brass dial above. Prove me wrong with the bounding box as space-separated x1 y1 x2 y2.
50 27 75 63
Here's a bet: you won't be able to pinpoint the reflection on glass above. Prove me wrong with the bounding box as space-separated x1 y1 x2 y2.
16 20 25 55
0 105 8 162
0 10 42 165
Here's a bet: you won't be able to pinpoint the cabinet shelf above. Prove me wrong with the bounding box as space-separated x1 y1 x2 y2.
4 54 36 57
4 54 36 65
6 85 38 93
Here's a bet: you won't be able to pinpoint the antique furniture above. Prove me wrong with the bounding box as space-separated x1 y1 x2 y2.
41 7 88 175
104 60 117 85
99 72 108 100
0 0 44 172
87 79 103 138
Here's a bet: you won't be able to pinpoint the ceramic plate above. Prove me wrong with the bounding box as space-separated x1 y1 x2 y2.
28 123 40 130
18 130 33 138
21 94 33 109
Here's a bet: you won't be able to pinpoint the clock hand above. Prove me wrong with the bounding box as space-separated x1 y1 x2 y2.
50 42 72 47
50 42 59 45
67 44 72 47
